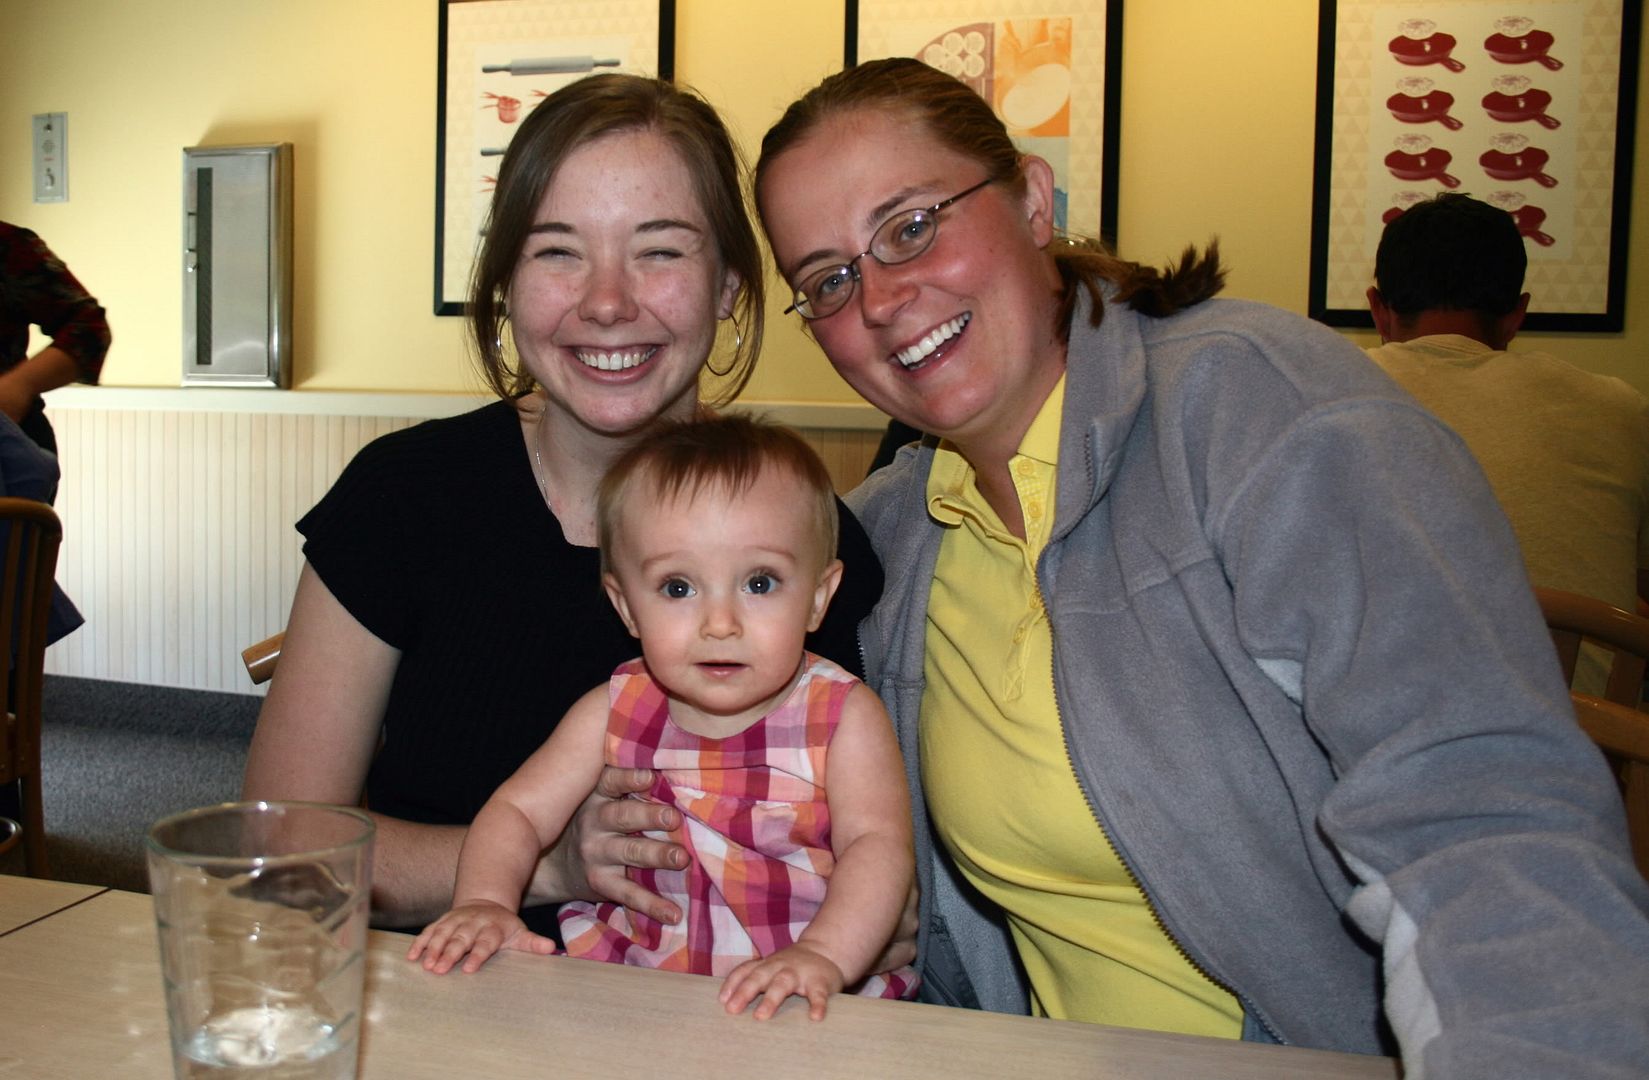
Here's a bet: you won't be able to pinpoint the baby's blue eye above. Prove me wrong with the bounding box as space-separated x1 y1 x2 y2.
661 578 694 599
745 574 777 595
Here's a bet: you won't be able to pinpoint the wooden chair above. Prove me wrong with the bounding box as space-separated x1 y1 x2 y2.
0 498 64 877
1533 586 1649 708
1570 692 1649 880
242 630 285 685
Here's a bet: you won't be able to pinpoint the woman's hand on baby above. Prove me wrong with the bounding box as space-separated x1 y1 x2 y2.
871 882 920 976
719 942 846 1021
406 900 557 974
543 766 689 926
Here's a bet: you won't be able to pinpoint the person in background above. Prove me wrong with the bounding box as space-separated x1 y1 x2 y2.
1366 192 1649 678
0 411 82 646
753 57 1649 1077
0 222 110 454
242 75 885 944
410 416 916 1020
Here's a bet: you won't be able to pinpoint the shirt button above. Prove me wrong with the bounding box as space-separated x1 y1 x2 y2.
1016 459 1035 477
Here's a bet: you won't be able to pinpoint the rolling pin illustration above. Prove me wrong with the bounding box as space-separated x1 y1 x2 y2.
482 56 621 76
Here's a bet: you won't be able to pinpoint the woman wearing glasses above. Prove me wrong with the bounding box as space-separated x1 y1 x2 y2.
754 58 1649 1074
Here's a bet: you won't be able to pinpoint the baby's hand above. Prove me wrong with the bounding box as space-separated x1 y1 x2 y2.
719 942 846 1020
406 900 558 974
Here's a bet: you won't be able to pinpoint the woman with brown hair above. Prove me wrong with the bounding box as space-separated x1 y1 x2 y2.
243 74 882 939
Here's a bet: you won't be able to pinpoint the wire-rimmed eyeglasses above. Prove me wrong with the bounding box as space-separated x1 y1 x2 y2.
783 176 999 320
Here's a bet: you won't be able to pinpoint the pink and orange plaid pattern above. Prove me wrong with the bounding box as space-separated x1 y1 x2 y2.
559 653 917 1000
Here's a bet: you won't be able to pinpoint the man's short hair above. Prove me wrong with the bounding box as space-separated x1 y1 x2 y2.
1374 193 1526 318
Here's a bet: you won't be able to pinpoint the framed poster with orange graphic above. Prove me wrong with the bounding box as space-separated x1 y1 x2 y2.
435 0 675 314
1309 0 1641 331
847 1 1123 246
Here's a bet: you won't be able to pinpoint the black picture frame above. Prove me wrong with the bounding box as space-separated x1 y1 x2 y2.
1309 0 1640 332
846 1 1124 249
434 0 677 316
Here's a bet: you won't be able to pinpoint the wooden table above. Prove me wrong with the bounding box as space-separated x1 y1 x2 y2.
0 875 104 934
0 878 1398 1079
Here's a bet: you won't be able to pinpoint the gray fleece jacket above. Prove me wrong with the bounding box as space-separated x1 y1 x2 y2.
848 295 1649 1078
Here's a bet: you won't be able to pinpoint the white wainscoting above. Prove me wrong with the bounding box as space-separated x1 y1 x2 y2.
39 387 885 695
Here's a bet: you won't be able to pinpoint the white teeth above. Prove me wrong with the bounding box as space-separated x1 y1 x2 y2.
576 347 655 371
892 314 969 368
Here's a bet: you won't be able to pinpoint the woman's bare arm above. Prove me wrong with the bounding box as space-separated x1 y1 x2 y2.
242 563 470 924
244 563 689 926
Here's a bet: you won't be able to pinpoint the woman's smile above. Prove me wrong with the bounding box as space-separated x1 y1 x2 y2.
891 312 971 369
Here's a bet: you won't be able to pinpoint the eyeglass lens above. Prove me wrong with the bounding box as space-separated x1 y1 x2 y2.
790 176 996 319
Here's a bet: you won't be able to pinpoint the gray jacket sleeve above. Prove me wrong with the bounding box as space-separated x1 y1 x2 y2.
1220 394 1649 1076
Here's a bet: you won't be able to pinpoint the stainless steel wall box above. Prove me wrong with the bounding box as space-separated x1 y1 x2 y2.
182 143 293 387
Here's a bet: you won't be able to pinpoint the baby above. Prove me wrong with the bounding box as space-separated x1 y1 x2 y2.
409 415 916 1019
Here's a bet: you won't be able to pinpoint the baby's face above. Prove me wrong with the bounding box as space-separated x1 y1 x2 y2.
602 465 840 734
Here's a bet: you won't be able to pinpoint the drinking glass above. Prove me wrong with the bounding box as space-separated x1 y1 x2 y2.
146 801 374 1079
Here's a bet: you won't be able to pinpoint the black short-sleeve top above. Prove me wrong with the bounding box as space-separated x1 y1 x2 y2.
298 399 882 832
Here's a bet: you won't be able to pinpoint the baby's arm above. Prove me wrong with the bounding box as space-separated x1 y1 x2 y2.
719 683 914 1019
408 685 610 974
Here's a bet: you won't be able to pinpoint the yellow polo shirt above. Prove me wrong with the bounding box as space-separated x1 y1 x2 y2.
918 375 1241 1037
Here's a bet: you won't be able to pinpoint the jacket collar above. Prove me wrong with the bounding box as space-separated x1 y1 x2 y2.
1054 291 1148 539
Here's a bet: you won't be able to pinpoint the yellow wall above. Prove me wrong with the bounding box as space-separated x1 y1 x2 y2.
3 1 1645 398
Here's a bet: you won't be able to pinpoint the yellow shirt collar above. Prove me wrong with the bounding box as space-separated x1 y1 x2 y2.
927 374 1066 527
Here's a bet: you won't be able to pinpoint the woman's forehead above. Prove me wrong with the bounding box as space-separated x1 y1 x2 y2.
543 128 705 217
762 111 964 254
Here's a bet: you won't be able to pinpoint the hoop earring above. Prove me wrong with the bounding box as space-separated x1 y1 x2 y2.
706 313 740 378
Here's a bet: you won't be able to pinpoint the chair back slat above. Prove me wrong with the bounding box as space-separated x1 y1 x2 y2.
0 498 64 877
1534 587 1649 708
242 631 285 685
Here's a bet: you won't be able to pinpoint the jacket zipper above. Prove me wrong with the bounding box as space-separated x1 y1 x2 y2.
1039 578 1284 1045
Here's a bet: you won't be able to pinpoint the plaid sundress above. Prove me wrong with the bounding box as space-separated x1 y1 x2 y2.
558 652 918 1000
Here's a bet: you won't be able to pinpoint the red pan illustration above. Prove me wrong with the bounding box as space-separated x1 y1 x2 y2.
1482 89 1560 129
1388 90 1462 129
1389 32 1465 72
1385 148 1461 187
1484 30 1563 70
1480 146 1558 187
1509 204 1555 246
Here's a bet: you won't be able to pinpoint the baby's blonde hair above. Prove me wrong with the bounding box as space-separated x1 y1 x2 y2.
597 414 838 575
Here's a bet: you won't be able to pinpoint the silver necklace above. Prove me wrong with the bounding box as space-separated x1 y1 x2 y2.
529 405 554 511
532 444 552 510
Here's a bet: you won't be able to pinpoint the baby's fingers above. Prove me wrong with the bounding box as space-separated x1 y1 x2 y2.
425 922 490 974
719 959 762 1014
505 929 560 958
457 928 504 973
409 921 458 967
406 925 437 962
753 970 801 1021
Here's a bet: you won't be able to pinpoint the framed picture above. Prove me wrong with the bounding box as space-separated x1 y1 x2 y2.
1309 0 1641 331
435 0 676 315
847 1 1124 247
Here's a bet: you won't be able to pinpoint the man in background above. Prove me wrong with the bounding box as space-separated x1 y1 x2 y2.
0 221 109 453
1366 193 1649 690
